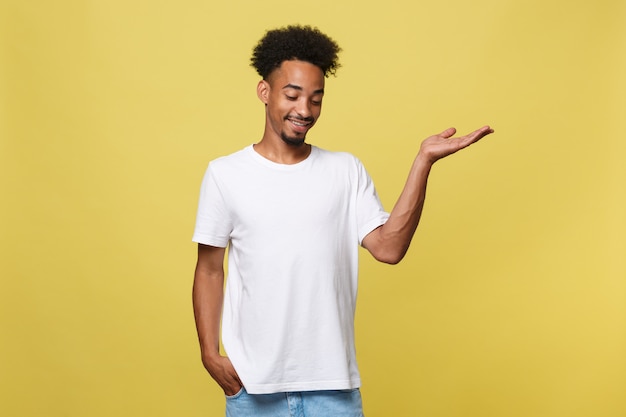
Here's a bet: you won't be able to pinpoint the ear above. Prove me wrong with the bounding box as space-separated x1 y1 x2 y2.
257 80 270 104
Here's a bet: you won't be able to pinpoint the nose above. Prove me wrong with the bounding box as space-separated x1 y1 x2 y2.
295 98 312 118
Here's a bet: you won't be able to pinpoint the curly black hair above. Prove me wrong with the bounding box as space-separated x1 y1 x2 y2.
251 25 341 79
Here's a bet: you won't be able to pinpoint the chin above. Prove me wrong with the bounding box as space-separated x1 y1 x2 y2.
281 134 306 147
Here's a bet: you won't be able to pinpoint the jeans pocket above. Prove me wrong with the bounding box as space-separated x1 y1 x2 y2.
225 386 244 400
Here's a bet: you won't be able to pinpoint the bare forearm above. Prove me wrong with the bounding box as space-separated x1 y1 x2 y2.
192 244 242 394
192 267 224 361
364 154 432 264
363 126 494 264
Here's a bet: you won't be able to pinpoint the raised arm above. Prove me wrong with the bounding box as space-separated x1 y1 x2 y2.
362 126 494 264
192 243 242 395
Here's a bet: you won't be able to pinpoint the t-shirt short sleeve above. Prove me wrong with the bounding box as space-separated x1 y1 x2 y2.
354 158 389 244
192 163 233 247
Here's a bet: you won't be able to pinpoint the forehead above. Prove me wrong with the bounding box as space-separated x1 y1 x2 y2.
268 60 325 91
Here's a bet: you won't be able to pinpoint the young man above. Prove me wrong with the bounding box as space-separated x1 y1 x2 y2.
192 25 493 416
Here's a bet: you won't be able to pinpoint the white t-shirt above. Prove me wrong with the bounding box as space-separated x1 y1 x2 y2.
193 145 389 394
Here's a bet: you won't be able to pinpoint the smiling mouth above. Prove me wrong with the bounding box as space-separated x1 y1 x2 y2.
287 116 314 128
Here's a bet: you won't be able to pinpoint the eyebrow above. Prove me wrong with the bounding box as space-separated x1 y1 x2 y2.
282 84 325 95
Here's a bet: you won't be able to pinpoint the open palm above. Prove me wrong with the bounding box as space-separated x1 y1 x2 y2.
419 126 494 165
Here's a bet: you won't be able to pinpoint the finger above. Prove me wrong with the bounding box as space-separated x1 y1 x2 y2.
228 369 243 387
439 127 456 139
224 382 242 396
471 125 494 138
222 374 242 394
229 374 243 394
462 126 494 144
230 376 243 391
226 362 243 386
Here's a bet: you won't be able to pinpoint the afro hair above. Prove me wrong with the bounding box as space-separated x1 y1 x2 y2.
251 25 341 79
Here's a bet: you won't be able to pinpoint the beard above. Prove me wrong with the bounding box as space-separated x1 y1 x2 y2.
280 131 306 147
279 114 315 147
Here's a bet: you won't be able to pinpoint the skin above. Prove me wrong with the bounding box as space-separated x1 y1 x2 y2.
193 244 241 395
253 60 325 164
192 59 494 395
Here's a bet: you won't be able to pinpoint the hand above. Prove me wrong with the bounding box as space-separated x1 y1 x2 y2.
418 126 494 165
203 354 243 396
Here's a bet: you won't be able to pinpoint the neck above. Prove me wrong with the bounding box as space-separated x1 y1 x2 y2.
253 135 312 165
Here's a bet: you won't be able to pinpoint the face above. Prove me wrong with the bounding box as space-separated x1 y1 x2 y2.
258 60 325 147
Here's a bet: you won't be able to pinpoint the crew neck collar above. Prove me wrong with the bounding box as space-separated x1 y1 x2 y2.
247 144 317 170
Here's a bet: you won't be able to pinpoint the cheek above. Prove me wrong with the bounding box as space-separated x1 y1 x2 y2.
268 102 285 118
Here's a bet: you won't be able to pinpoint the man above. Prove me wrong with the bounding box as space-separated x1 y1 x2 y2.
192 25 493 416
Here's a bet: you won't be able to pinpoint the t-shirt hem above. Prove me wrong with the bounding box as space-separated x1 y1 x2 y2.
243 378 361 395
191 234 228 248
359 215 390 244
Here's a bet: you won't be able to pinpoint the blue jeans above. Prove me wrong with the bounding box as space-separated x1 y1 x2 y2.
225 387 365 417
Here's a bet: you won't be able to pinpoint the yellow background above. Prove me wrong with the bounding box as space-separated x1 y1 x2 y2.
2 0 625 416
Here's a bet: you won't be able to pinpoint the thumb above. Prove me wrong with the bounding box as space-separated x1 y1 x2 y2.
439 127 456 138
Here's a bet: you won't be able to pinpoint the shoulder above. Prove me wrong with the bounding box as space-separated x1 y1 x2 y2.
312 147 370 181
207 146 254 172
313 146 363 168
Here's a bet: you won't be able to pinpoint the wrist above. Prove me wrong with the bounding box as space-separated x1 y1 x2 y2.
201 347 222 365
414 152 434 171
